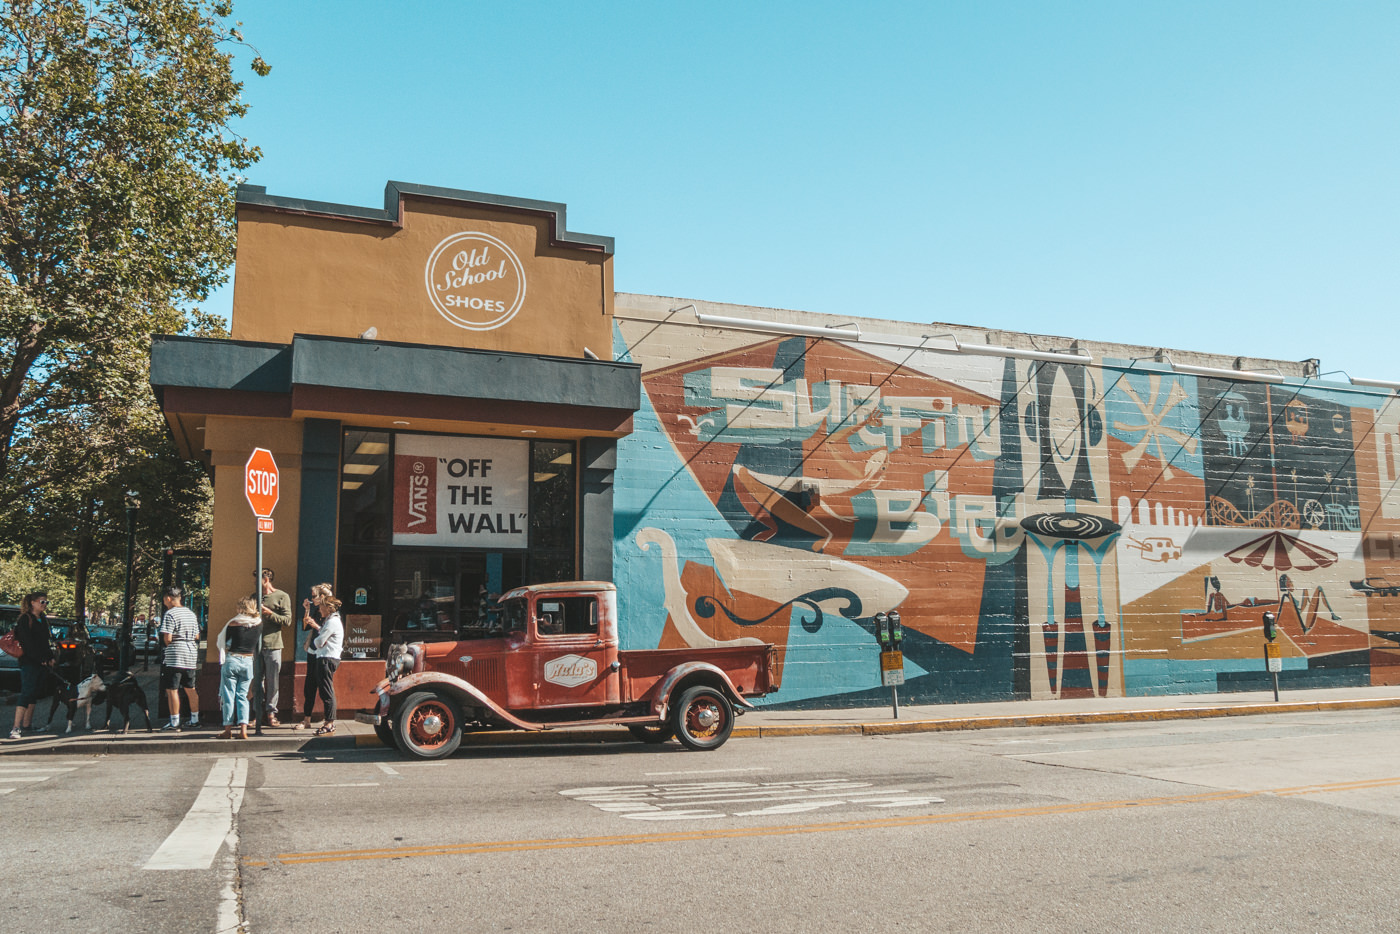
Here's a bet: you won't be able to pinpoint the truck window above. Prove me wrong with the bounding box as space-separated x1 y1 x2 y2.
537 596 597 637
500 599 528 634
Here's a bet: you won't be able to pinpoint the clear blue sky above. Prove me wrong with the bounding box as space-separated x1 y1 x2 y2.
213 1 1399 381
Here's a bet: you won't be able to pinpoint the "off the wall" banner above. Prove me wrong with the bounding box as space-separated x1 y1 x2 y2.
392 434 529 548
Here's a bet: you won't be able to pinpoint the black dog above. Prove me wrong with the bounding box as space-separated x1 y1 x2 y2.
47 670 154 734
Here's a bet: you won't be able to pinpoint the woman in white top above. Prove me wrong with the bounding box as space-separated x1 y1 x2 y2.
299 583 344 736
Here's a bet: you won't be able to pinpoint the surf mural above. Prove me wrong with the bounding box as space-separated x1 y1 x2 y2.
612 308 1400 707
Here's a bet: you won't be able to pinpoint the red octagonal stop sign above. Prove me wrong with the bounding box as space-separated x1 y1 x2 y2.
245 448 280 518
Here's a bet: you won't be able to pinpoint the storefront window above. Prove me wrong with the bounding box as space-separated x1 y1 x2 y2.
336 429 577 655
340 430 391 547
529 441 575 583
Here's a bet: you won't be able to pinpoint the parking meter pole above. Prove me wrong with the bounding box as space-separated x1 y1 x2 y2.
1263 611 1280 703
253 529 265 736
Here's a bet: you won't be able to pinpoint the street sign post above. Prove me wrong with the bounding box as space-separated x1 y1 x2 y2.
245 448 280 736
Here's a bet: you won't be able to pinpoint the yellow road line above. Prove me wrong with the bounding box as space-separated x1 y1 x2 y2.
254 775 1400 867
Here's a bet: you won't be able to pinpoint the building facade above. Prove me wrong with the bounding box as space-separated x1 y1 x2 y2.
152 181 1400 715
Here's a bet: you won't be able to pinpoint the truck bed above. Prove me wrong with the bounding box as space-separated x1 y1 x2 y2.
620 643 779 702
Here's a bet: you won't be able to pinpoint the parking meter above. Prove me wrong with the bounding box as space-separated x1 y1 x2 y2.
889 611 903 650
1262 611 1278 642
874 612 890 649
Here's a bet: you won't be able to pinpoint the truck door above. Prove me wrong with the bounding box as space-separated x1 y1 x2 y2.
530 593 620 708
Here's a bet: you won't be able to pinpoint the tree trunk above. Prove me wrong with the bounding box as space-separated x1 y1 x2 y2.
74 495 95 623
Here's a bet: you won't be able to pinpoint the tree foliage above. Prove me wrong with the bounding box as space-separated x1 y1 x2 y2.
0 0 264 617
0 0 263 484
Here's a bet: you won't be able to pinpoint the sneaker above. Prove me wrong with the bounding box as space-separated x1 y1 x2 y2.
160 722 182 732
185 719 200 729
7 730 20 741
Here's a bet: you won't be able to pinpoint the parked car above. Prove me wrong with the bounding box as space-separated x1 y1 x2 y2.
139 621 162 657
86 625 123 674
0 604 20 688
48 618 91 676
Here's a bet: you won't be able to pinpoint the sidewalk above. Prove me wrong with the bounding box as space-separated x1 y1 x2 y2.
4 681 1398 756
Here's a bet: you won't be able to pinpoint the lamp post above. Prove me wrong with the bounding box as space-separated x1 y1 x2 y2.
121 490 140 670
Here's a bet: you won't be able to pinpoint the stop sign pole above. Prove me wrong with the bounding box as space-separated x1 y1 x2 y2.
245 448 280 736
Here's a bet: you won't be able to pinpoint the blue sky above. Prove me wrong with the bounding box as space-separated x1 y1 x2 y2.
213 1 1399 381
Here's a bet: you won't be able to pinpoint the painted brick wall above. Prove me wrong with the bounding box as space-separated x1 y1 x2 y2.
611 305 1400 709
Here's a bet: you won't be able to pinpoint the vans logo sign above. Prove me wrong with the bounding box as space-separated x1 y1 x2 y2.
392 455 437 535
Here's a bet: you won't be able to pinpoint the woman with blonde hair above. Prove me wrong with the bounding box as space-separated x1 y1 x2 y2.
294 583 343 734
215 595 261 739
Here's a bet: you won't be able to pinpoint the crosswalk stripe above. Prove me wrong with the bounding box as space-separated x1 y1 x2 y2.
145 758 247 871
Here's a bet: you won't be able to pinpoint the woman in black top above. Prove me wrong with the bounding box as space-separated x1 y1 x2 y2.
8 592 55 741
216 596 262 740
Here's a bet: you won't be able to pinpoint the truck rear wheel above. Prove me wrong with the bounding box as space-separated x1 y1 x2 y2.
393 691 462 759
671 686 734 751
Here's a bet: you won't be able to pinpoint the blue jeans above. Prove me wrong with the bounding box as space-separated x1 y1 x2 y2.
219 655 254 727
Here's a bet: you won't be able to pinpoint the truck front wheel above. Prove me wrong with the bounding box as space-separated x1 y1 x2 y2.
393 691 462 759
374 716 396 749
671 686 734 751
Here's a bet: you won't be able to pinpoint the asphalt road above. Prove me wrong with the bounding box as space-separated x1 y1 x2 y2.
2 709 1398 933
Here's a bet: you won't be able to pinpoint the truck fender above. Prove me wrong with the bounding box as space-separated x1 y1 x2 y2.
378 672 545 732
648 662 757 721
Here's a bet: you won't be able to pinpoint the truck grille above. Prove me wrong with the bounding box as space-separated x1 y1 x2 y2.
465 657 505 695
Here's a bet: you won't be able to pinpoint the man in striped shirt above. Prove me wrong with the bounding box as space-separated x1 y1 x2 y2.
159 586 202 731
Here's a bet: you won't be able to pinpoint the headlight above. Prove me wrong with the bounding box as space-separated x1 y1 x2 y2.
386 644 416 681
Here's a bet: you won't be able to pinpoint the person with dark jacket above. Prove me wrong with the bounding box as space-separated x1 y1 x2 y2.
9 592 55 740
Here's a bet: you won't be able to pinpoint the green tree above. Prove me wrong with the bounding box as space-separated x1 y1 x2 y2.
0 0 266 496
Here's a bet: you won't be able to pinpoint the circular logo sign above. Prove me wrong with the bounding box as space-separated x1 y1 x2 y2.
424 231 527 331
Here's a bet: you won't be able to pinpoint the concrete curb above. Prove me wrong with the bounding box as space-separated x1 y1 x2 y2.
761 696 1400 738
5 695 1397 755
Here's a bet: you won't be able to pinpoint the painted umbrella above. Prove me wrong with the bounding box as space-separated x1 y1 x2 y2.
1225 530 1337 572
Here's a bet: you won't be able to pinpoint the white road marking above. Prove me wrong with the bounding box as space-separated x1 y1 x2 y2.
215 830 244 933
644 766 770 777
0 764 83 796
376 763 400 777
145 758 247 871
563 778 947 821
259 783 378 789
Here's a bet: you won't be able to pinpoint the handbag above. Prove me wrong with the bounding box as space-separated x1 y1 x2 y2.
0 629 22 658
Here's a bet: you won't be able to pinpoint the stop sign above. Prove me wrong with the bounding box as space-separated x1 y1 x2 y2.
245 448 280 518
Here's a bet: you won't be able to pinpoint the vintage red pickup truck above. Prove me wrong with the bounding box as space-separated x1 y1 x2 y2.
356 581 781 759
